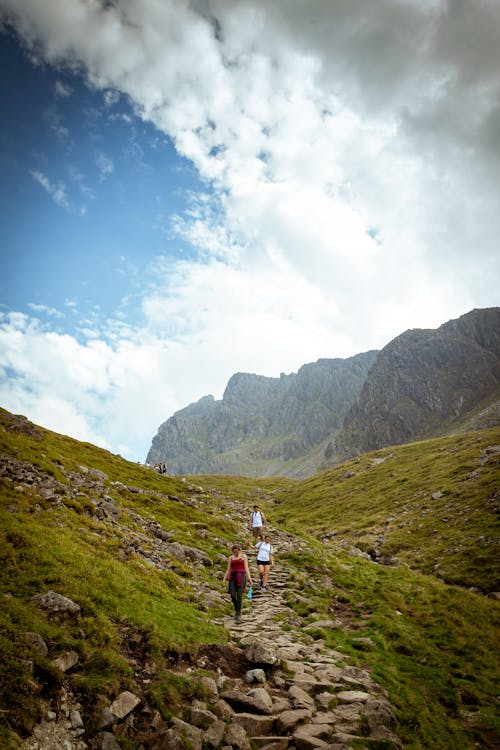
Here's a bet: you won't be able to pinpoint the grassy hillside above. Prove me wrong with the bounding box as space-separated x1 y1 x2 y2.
272 428 500 593
0 408 239 746
1 407 499 749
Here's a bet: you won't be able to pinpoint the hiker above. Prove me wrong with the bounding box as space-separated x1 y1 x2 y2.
222 544 253 623
256 534 274 590
248 504 267 542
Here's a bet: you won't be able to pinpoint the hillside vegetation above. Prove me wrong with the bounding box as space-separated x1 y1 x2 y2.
0 408 499 750
272 428 500 593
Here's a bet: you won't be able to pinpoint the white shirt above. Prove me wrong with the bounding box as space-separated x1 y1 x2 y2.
256 541 273 562
251 511 264 528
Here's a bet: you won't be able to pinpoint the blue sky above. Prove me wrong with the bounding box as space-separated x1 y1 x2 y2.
1 30 198 329
0 0 499 462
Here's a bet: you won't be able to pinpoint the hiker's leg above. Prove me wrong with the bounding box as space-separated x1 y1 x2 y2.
257 562 265 586
235 577 246 614
263 562 270 586
229 579 238 613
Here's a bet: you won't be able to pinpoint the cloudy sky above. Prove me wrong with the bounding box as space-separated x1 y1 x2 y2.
1 0 499 462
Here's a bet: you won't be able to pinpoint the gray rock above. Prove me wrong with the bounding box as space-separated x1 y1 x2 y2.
336 690 370 704
70 710 84 729
213 698 234 720
225 720 252 750
252 738 290 750
182 545 213 566
198 675 218 700
95 732 122 750
232 713 274 739
96 707 114 730
245 640 278 665
276 709 313 733
293 724 330 749
247 688 274 713
203 719 226 747
222 689 273 715
288 685 315 709
171 717 203 750
52 650 79 672
31 591 81 620
110 691 141 720
189 705 217 728
88 468 108 481
158 728 185 750
24 631 48 657
245 668 267 684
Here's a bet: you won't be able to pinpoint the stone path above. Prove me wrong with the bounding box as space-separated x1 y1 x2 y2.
210 500 403 749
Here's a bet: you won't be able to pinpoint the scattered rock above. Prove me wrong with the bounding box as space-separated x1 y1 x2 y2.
109 691 141 720
31 591 81 621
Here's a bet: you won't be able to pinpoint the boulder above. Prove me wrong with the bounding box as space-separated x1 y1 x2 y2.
110 691 141 720
276 709 313 733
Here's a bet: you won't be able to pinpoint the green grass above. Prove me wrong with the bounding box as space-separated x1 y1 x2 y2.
1 407 499 749
279 542 500 749
272 428 500 592
0 409 234 744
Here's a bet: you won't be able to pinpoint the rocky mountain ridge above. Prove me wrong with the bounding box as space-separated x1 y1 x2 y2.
147 307 500 477
147 352 377 477
337 307 500 458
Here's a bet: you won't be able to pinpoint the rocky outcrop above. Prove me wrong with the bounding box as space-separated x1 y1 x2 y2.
146 353 377 477
337 307 500 457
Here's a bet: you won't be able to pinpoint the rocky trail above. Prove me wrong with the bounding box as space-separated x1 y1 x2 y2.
206 496 403 750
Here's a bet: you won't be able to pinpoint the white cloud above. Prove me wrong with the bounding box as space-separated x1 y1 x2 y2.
28 303 65 318
30 169 70 210
1 0 499 459
96 152 114 181
54 79 72 98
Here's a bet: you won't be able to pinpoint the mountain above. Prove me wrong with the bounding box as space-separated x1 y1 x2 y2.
336 307 500 459
147 352 378 477
1 408 499 750
147 307 500 477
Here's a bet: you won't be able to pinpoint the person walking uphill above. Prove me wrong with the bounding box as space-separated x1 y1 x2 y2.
256 534 274 590
222 545 253 623
248 505 267 542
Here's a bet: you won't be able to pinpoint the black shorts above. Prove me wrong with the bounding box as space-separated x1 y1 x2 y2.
257 560 271 566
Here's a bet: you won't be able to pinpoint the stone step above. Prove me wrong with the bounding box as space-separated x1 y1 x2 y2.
252 736 291 749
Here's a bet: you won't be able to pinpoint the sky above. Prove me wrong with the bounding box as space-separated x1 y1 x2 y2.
0 0 499 463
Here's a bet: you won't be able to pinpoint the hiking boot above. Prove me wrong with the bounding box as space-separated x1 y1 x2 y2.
235 613 242 623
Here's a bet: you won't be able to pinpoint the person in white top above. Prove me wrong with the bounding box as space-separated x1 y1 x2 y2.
255 534 274 590
248 505 267 541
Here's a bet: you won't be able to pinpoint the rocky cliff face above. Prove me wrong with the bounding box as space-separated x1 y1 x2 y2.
146 352 377 476
147 307 500 476
337 307 500 457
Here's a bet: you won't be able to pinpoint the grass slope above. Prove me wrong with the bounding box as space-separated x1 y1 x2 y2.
0 408 238 746
272 428 500 592
1 408 499 749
